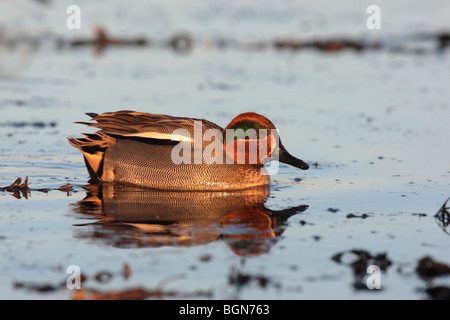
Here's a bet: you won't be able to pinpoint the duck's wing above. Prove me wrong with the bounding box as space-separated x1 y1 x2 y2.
68 110 224 181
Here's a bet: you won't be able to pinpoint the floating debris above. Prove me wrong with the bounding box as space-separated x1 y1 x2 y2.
228 267 271 289
71 264 211 299
121 263 131 280
12 262 211 300
13 280 66 293
0 121 57 128
165 31 193 54
425 286 450 300
299 220 314 226
437 32 450 51
199 254 212 262
13 267 87 293
418 32 450 52
415 256 450 300
0 177 31 199
8 177 22 189
412 213 427 217
416 256 450 280
13 268 210 300
72 286 212 300
6 177 25 189
57 25 148 55
93 271 113 284
19 177 30 189
331 249 392 274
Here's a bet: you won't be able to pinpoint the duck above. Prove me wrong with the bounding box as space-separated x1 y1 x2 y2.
68 110 309 190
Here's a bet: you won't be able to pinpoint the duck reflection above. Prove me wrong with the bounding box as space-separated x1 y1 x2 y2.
72 183 308 256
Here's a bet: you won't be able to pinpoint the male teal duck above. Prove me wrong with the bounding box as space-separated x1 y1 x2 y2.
69 111 309 190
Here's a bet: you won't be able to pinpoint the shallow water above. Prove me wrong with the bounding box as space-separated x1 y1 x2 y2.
1 0 450 300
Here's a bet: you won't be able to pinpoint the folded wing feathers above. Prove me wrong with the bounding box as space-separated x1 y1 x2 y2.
74 111 224 142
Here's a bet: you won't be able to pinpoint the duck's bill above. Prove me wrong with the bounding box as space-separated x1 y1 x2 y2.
278 148 309 170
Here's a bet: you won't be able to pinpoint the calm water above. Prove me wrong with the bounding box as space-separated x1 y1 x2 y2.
0 0 449 300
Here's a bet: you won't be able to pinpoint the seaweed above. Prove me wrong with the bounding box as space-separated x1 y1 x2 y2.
3 24 449 56
415 256 450 300
0 177 30 199
416 256 450 280
13 263 212 300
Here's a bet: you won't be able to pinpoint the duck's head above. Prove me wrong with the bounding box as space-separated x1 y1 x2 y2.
223 112 309 170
